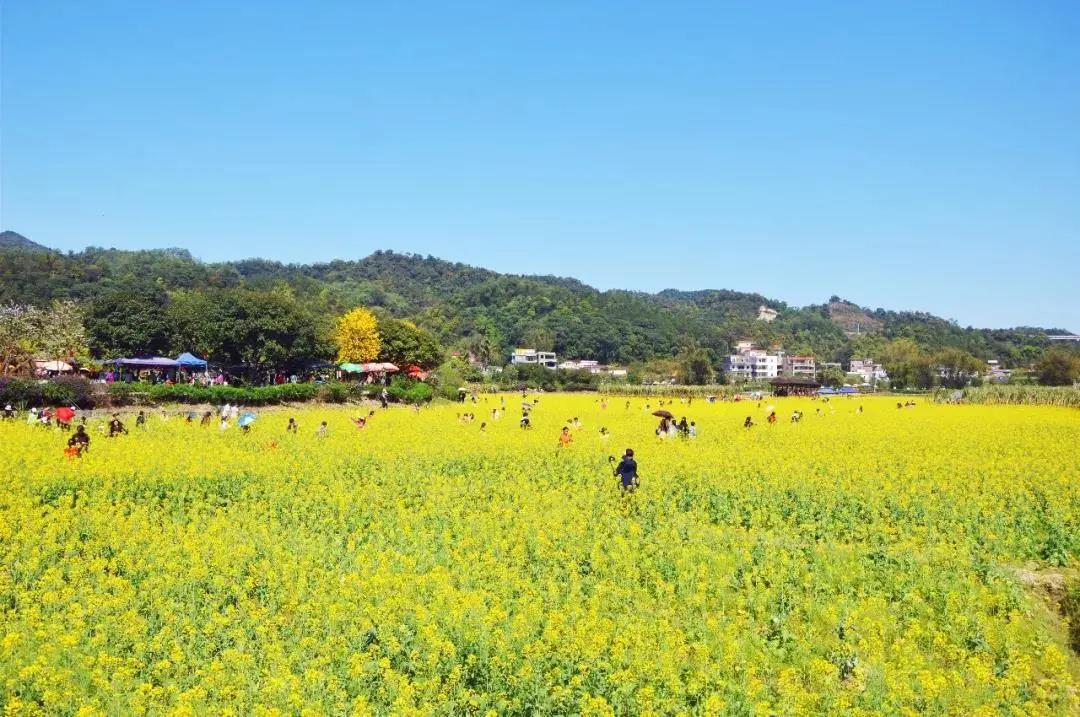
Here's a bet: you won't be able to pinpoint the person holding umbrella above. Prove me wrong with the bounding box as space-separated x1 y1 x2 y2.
238 411 257 434
56 406 76 432
652 409 674 438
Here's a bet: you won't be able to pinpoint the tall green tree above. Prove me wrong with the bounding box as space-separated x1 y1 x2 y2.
0 304 43 376
675 344 715 385
934 348 984 388
169 288 332 373
1033 349 1080 386
41 300 89 365
86 284 170 358
377 318 444 369
521 326 556 352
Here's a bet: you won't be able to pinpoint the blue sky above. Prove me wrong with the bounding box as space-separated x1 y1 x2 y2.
2 1 1078 330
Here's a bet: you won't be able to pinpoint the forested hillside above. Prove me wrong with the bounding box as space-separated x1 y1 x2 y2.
0 233 1069 369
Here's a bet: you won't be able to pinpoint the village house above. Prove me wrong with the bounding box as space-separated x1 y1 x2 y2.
848 358 888 384
725 341 780 380
511 348 557 369
781 355 816 378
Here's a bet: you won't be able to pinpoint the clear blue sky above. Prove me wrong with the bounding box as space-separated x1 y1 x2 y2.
2 2 1078 330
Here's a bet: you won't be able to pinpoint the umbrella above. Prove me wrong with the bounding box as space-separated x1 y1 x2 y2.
458 387 469 393
36 360 73 372
238 412 257 428
56 407 75 423
652 410 674 419
521 402 533 409
339 363 364 373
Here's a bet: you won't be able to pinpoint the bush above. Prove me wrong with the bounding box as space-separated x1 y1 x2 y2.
937 385 1080 408
0 378 43 408
600 383 771 398
432 359 466 400
321 382 350 403
0 376 96 408
387 376 434 404
106 382 321 406
1063 581 1080 655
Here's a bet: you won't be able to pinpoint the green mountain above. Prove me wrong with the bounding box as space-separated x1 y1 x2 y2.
0 230 51 252
0 233 1068 367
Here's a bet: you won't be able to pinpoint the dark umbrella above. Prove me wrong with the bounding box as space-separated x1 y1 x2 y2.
652 410 674 419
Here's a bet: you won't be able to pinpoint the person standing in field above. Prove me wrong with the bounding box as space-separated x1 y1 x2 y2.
287 417 299 434
613 448 639 492
67 424 90 456
108 414 127 437
559 426 573 448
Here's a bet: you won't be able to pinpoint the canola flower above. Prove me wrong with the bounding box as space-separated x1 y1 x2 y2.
0 396 1077 715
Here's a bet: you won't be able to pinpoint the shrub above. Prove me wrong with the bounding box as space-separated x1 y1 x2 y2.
0 378 43 408
387 376 434 404
43 376 96 408
936 385 1080 408
106 382 321 406
321 382 350 403
0 377 96 408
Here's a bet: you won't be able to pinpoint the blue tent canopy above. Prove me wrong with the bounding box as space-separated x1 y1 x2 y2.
818 386 837 395
839 385 858 394
174 352 207 368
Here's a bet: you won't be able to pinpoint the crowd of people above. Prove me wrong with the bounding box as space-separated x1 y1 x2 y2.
3 389 877 496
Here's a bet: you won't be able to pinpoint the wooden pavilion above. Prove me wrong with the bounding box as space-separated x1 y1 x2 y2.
770 376 822 397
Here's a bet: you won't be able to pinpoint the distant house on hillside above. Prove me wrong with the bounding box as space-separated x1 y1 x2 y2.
849 358 888 384
757 305 778 322
725 342 780 381
511 348 557 369
984 360 1011 382
559 359 628 377
781 355 816 378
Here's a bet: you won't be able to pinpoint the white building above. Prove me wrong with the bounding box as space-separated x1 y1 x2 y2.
848 358 888 384
511 348 557 369
985 359 1010 382
558 359 600 372
782 355 816 378
725 345 780 381
559 359 629 378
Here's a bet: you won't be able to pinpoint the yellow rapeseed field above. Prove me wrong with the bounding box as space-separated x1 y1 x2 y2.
1 395 1078 716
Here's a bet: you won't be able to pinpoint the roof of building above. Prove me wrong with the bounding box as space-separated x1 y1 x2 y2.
770 377 822 387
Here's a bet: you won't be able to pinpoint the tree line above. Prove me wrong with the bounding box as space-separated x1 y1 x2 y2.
0 241 1075 385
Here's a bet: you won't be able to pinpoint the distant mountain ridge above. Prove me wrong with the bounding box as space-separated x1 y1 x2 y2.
0 230 51 252
0 231 1070 365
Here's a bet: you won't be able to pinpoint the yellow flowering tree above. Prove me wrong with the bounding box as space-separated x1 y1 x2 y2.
335 306 380 363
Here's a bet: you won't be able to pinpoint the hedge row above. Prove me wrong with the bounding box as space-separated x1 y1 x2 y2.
598 383 773 398
0 376 97 408
0 378 382 408
936 384 1080 408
